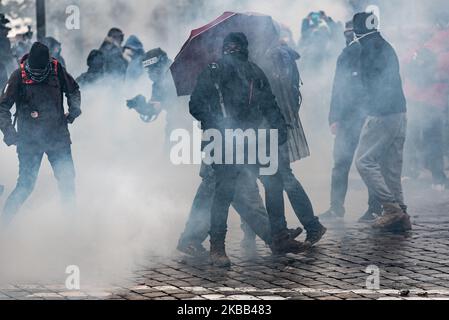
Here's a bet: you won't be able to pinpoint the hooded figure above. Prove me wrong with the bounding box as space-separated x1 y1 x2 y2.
99 28 128 80
42 36 66 68
189 32 307 267
258 29 326 247
352 12 411 232
0 42 81 222
76 49 105 86
123 35 145 81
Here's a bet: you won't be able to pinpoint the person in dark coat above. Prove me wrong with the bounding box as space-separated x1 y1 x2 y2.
42 36 66 68
123 35 145 82
260 35 326 246
321 21 381 222
127 48 191 144
76 49 105 87
189 32 307 267
352 13 411 232
0 42 81 224
99 28 128 80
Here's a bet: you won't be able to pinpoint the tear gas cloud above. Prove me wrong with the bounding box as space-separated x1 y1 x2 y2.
0 0 447 286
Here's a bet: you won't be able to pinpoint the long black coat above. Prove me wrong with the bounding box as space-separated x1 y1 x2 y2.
0 58 81 152
358 32 407 116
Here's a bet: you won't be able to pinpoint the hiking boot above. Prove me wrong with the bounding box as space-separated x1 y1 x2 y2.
210 238 231 268
304 222 327 246
372 203 407 230
271 231 309 255
320 207 345 220
177 240 208 258
386 213 412 233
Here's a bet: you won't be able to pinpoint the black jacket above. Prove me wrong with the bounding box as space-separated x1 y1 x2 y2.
329 41 367 125
189 54 287 145
358 32 406 116
0 58 81 152
99 38 128 79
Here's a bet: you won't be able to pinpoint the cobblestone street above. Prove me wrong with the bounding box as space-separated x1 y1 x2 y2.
1 181 448 301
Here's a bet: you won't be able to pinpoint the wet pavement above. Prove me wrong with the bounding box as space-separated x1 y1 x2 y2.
1 180 448 300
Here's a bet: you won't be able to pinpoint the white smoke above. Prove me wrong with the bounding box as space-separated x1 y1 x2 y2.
0 0 448 287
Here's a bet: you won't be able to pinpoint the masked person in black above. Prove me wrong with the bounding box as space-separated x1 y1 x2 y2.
261 28 327 246
0 42 81 224
321 21 382 222
190 33 307 267
99 28 128 80
76 49 105 87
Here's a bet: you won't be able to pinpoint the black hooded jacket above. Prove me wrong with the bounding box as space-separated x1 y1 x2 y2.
189 53 287 145
0 56 81 152
358 32 407 116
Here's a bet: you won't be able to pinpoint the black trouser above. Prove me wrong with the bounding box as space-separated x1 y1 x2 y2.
210 164 286 243
422 111 448 184
2 145 76 223
331 119 381 213
278 144 319 230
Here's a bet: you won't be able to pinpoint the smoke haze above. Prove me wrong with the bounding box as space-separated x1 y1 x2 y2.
0 0 448 287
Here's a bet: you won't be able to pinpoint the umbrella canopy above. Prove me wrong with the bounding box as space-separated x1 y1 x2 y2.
170 12 279 96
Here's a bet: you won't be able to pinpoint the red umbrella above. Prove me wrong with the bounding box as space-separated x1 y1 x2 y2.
170 12 279 96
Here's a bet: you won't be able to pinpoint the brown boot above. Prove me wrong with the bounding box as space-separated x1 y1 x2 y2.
386 213 412 232
372 203 407 230
271 231 309 255
210 237 231 268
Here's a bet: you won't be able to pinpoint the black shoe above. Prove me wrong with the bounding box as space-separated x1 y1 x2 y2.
358 210 379 223
288 227 303 239
210 241 231 268
177 240 208 258
271 231 309 255
320 208 344 220
305 222 327 246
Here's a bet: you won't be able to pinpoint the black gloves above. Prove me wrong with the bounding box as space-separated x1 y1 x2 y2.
66 114 76 124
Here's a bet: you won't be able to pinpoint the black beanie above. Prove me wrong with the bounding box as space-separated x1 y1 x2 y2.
353 12 378 36
28 42 50 69
223 32 249 50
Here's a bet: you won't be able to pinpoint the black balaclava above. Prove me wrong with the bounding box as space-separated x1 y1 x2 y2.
223 32 249 60
353 12 378 37
26 42 52 83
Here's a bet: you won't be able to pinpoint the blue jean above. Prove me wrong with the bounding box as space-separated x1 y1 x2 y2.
2 145 76 223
